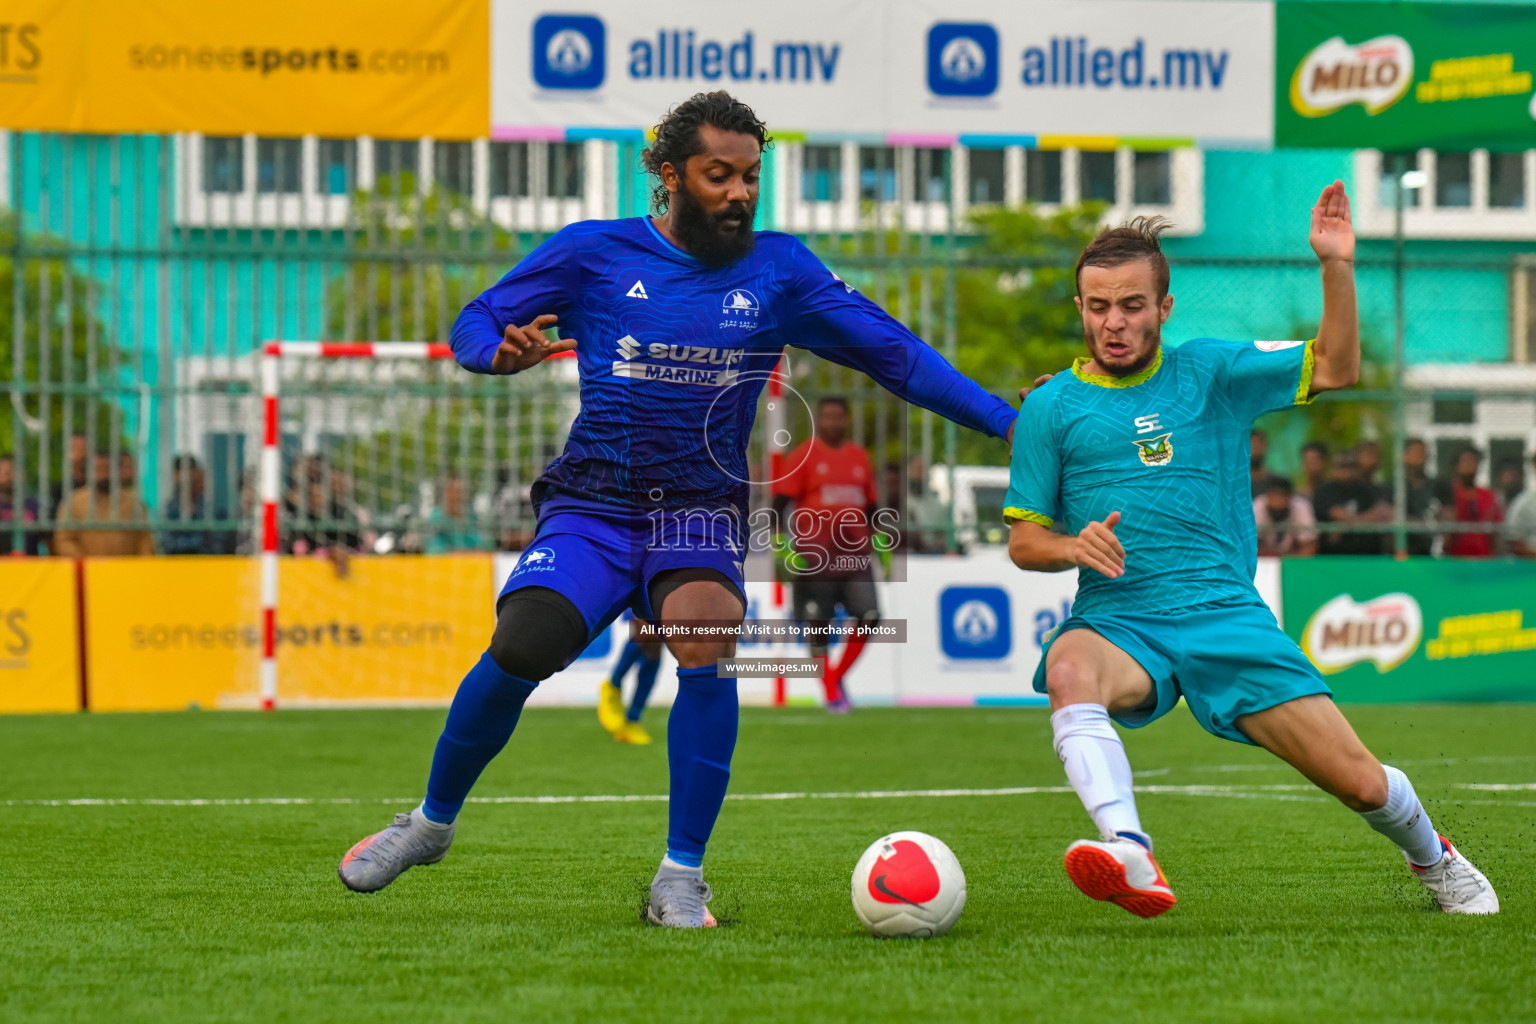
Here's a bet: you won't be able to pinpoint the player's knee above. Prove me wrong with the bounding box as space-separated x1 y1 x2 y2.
1337 762 1389 812
487 588 589 682
1045 657 1099 706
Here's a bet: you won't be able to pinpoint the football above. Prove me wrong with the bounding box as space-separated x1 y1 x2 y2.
850 831 967 938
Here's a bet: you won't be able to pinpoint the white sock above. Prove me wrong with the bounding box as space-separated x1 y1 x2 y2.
1051 703 1148 849
1359 765 1443 867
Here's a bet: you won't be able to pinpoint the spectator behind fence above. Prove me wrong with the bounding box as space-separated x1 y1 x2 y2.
1506 452 1536 558
53 452 155 557
1299 440 1329 500
1312 447 1391 555
1249 429 1286 498
1253 477 1317 557
0 454 44 556
426 477 487 554
1495 459 1525 509
161 455 237 556
48 432 90 514
1400 438 1443 556
1442 448 1502 558
1357 439 1383 485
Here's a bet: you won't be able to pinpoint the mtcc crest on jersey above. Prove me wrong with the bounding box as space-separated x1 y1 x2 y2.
719 289 762 331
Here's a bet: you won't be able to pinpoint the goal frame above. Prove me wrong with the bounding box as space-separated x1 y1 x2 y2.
256 341 461 709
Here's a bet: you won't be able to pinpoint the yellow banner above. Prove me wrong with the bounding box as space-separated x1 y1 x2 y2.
86 555 493 711
0 0 488 138
0 559 81 713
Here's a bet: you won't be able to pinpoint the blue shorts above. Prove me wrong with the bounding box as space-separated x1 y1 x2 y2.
499 495 746 666
1031 599 1331 745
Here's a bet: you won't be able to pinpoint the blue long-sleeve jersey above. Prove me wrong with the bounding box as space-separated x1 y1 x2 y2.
452 217 1014 515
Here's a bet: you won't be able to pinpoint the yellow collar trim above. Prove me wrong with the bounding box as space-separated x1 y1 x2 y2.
1071 349 1163 388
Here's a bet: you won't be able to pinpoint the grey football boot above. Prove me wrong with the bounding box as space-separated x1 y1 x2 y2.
338 806 456 893
645 858 718 928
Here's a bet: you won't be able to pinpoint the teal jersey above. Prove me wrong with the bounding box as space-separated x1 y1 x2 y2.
1005 337 1316 615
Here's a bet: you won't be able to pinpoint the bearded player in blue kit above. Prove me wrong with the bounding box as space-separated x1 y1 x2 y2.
335 92 1019 927
1005 184 1498 918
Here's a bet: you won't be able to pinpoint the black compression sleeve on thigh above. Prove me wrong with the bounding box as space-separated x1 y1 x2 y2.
646 567 744 619
487 586 590 681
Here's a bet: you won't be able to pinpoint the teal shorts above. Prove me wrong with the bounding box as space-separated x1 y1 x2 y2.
1031 599 1331 745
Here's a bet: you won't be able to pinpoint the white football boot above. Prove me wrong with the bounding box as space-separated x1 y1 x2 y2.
1410 835 1499 915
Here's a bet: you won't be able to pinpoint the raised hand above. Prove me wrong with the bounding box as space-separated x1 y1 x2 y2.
490 314 579 374
1073 510 1125 579
1310 180 1355 265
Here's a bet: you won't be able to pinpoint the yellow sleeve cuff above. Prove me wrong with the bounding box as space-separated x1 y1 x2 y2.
1294 338 1317 406
1004 507 1055 528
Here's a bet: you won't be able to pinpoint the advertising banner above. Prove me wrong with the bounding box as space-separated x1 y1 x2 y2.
0 559 80 713
1281 557 1536 703
0 0 488 138
492 0 1275 145
86 555 493 711
1276 1 1536 151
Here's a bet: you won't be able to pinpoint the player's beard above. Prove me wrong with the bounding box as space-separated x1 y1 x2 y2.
672 178 756 269
1085 321 1161 377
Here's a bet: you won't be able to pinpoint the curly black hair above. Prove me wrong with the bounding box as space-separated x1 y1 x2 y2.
642 91 771 214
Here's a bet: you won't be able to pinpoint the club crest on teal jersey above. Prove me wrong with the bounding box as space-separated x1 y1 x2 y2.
1132 432 1174 466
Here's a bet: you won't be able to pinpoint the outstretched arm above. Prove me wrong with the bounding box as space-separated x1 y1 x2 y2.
788 253 1016 442
1307 181 1359 396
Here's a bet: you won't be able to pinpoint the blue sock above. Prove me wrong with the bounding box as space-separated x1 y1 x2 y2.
626 655 662 722
610 639 644 686
664 665 739 868
422 652 537 824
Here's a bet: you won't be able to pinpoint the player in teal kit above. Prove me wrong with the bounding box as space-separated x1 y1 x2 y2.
1006 184 1498 918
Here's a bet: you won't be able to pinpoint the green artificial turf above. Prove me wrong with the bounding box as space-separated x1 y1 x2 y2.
0 704 1531 1023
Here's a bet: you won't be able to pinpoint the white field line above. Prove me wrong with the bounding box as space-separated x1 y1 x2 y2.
10 780 1535 809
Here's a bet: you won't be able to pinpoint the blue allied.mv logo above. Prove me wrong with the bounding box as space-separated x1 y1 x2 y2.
927 23 999 97
532 15 606 91
940 586 1012 660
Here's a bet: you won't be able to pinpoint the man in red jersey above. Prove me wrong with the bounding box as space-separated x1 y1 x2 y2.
772 397 881 713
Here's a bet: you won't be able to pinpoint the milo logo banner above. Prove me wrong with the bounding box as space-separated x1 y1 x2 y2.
1276 1 1536 150
1282 558 1536 703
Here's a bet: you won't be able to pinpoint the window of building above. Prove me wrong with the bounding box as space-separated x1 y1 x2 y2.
1025 150 1062 204
489 142 530 198
1355 149 1536 239
859 146 897 202
434 141 473 194
801 144 842 202
967 148 1005 205
913 148 949 202
374 140 420 187
256 138 301 195
1436 152 1473 208
1079 151 1117 203
1133 152 1171 205
316 138 356 196
1490 152 1526 209
203 136 244 194
546 142 584 199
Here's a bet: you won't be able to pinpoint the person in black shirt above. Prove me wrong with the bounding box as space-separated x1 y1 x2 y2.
1313 447 1392 555
161 455 237 556
1400 438 1444 556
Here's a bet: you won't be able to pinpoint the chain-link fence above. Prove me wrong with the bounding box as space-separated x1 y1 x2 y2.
4 133 1535 558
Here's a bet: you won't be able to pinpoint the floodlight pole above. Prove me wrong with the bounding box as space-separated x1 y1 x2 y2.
1391 155 1409 556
